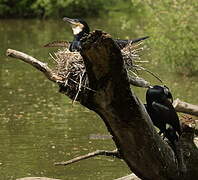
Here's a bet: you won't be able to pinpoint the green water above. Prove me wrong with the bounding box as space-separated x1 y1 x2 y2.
0 17 197 180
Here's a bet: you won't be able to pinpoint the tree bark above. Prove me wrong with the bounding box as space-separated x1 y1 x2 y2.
6 30 198 180
79 30 179 180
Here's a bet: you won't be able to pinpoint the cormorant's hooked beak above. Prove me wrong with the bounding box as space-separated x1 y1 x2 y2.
63 17 77 25
63 17 84 35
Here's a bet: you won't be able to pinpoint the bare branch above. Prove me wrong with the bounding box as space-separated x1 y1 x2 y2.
128 76 150 88
54 149 120 166
6 49 63 83
173 98 198 116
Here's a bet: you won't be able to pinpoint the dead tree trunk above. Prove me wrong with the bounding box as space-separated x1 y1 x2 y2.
6 30 198 180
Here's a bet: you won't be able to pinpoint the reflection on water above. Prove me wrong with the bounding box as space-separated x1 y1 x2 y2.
0 17 197 180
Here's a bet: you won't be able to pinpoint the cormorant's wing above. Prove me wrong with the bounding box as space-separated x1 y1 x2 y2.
161 99 181 136
115 36 149 49
44 40 70 48
145 103 167 134
69 41 82 52
152 102 169 112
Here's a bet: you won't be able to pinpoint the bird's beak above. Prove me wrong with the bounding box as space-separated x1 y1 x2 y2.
63 17 77 25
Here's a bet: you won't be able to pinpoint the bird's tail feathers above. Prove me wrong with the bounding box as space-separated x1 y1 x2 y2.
131 36 149 43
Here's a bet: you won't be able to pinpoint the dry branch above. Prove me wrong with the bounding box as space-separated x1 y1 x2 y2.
128 76 150 88
6 49 63 82
173 98 198 116
54 149 120 166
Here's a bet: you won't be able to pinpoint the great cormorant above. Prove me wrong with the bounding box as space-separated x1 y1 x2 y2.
63 17 90 52
145 85 181 142
61 17 149 52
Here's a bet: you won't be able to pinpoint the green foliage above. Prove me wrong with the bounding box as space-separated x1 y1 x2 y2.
0 0 35 17
0 0 113 18
142 0 198 75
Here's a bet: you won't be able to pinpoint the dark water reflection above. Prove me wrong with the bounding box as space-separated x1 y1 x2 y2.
0 18 197 180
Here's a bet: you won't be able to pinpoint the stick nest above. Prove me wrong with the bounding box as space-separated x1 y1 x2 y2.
51 42 146 102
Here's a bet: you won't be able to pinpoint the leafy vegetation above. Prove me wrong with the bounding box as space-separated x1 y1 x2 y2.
0 0 113 18
142 0 198 75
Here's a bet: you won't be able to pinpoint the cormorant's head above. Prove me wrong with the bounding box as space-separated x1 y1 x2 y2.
163 85 173 103
146 85 173 104
63 17 90 36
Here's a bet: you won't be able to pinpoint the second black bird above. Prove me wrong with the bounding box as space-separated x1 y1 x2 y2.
145 85 181 143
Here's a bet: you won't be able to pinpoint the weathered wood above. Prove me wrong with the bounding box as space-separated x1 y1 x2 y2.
128 76 150 88
173 98 198 116
6 49 63 82
79 30 179 180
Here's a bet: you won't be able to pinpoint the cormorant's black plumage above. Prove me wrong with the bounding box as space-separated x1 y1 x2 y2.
63 17 149 52
115 36 149 49
145 85 181 142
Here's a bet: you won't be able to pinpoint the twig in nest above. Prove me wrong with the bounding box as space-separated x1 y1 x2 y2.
51 40 153 100
54 149 120 166
134 65 163 83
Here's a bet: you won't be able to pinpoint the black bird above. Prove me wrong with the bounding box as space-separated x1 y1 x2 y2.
63 17 149 52
44 17 149 52
145 85 181 141
63 17 90 52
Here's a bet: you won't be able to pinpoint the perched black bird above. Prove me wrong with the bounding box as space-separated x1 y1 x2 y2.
63 17 90 51
44 17 149 52
63 17 149 52
145 85 181 141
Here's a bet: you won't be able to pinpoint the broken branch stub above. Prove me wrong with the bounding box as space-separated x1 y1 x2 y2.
173 98 198 116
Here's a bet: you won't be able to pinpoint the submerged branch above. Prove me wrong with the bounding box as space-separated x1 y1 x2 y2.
6 49 63 82
54 149 120 166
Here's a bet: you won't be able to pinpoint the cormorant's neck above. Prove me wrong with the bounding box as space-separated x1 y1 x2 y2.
74 31 87 41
